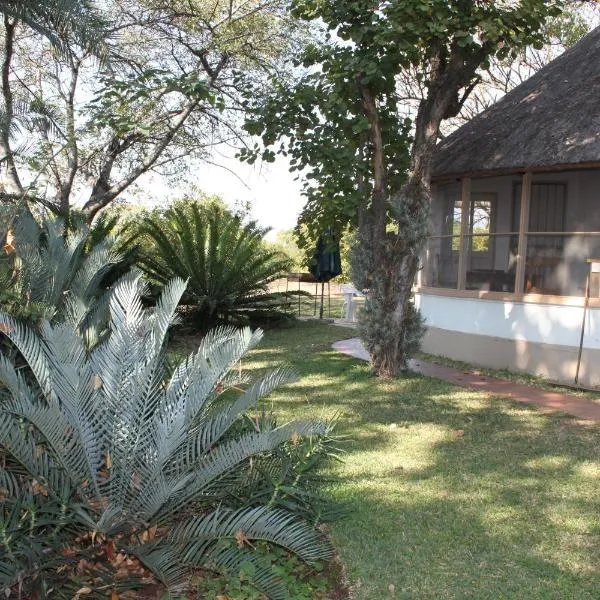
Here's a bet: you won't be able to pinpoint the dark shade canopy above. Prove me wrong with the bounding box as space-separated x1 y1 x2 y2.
433 26 600 179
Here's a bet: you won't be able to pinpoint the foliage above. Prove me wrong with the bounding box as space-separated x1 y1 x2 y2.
0 0 108 53
336 227 354 284
233 416 346 526
359 294 426 372
0 276 334 598
268 230 305 272
241 320 600 599
546 1 596 46
195 544 330 599
240 47 412 246
0 0 305 220
242 0 566 376
0 210 123 332
135 201 296 330
349 227 427 371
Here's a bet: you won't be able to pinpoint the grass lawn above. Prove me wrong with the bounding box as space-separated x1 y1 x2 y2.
231 320 600 599
289 295 365 319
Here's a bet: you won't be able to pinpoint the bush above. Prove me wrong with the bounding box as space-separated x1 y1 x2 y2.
0 275 334 599
135 201 296 331
0 210 125 333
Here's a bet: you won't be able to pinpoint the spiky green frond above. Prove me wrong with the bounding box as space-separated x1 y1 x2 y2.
137 506 333 597
137 201 295 330
170 506 333 563
0 212 125 336
0 276 335 594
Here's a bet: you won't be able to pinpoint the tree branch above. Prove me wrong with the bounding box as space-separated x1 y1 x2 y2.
81 100 199 220
0 16 23 194
81 51 231 221
60 55 81 216
358 75 387 238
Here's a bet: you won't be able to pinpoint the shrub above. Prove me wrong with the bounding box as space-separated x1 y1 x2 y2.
135 201 296 330
0 275 333 598
0 211 124 333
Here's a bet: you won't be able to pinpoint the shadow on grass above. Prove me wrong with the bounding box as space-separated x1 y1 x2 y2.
337 490 598 600
237 321 600 599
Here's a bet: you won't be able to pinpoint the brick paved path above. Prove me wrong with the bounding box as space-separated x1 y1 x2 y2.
332 338 600 422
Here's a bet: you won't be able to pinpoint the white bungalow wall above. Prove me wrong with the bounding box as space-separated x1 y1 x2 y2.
415 292 600 387
415 293 600 350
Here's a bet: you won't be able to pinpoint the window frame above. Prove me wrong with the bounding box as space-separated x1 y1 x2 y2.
420 176 600 298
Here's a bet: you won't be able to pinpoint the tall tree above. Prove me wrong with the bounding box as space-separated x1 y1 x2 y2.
0 0 108 202
442 1 599 129
243 0 566 377
0 0 300 221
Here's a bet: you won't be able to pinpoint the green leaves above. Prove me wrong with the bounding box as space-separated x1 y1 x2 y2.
0 212 124 333
0 274 335 595
88 69 219 137
241 49 412 245
136 200 296 330
0 0 110 55
242 0 566 249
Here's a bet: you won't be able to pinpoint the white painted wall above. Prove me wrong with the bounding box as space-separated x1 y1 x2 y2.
415 292 600 350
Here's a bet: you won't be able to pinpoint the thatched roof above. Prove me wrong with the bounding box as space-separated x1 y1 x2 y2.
433 26 600 179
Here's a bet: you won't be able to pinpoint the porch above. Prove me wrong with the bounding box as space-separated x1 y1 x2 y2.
417 169 600 387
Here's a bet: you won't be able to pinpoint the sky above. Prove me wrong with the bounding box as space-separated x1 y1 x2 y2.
81 3 600 237
132 146 306 241
194 151 306 239
179 5 600 238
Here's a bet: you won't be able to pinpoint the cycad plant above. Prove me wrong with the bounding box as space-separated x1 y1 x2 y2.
0 211 123 334
0 0 108 55
136 202 296 330
0 275 333 598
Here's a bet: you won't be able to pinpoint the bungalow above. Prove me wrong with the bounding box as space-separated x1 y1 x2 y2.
415 25 600 387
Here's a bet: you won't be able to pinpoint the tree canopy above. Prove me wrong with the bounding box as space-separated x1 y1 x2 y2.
0 0 303 221
242 0 569 376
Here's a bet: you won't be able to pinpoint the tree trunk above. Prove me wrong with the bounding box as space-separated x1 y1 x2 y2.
1 17 24 195
359 182 429 377
358 70 455 377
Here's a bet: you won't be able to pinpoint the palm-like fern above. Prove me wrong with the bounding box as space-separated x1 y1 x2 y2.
136 202 296 330
1 0 108 55
0 276 333 598
0 211 123 333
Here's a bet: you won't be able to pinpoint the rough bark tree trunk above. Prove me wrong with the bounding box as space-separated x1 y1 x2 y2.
358 46 483 377
1 17 23 195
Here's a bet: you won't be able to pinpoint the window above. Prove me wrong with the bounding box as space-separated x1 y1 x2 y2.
469 194 494 253
425 190 501 290
424 176 600 298
513 183 567 295
450 194 495 252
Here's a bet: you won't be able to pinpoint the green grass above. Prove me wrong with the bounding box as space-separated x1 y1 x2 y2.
224 321 600 600
287 295 364 319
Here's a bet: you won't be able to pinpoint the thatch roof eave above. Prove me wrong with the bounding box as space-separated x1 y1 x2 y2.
431 159 600 184
432 26 600 179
